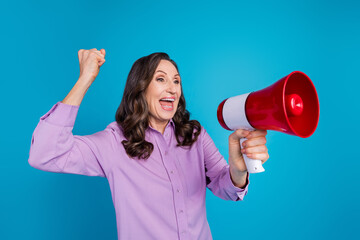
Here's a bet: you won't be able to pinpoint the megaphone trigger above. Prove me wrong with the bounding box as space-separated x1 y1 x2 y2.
240 136 265 173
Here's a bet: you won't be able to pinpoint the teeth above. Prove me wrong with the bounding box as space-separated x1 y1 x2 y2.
160 98 174 102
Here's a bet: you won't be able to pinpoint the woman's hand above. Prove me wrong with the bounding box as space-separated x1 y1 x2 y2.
228 129 269 172
78 48 106 85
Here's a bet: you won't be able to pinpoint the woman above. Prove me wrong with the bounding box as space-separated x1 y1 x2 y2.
28 49 269 239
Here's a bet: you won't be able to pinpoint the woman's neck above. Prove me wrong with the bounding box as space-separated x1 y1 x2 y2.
149 120 169 135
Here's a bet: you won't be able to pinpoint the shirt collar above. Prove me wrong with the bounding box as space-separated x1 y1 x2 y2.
169 118 175 128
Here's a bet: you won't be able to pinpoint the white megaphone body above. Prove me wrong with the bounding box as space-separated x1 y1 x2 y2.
217 71 320 173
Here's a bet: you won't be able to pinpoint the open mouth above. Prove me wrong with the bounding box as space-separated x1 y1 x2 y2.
159 97 175 111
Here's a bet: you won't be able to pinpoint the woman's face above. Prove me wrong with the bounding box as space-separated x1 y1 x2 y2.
145 59 181 128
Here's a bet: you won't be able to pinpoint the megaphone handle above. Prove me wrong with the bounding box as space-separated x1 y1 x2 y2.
240 138 265 173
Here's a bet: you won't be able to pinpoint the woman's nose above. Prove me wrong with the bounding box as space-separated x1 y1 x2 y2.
166 82 176 93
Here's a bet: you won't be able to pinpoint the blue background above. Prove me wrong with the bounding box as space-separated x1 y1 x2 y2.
1 0 359 239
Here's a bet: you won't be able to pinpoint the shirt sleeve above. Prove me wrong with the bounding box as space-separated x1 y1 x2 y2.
202 127 250 201
28 101 109 178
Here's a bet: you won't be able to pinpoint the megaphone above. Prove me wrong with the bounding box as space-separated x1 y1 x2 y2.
217 71 319 173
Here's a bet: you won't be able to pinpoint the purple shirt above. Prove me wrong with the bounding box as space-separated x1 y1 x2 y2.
28 101 250 240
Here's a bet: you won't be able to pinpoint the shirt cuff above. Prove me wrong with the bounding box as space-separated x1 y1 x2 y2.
40 101 80 127
225 166 250 201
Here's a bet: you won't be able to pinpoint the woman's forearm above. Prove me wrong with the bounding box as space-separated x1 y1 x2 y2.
61 77 92 106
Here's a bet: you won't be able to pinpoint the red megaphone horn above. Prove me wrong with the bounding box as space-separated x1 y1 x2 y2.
217 71 320 173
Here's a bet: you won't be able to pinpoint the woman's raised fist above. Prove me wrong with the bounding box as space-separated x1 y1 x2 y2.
78 48 106 84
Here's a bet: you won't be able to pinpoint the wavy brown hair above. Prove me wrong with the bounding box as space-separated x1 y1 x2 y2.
115 52 201 160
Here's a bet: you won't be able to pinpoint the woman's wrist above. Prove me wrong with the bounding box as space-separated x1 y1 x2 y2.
229 166 248 188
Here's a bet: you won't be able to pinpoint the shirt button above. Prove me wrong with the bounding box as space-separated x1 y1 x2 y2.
170 170 174 174
177 189 181 193
179 210 183 213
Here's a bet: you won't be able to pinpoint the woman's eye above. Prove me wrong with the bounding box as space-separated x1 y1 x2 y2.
156 78 164 82
174 80 180 84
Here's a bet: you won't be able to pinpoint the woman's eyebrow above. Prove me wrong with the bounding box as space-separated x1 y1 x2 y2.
156 70 180 77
